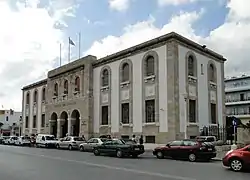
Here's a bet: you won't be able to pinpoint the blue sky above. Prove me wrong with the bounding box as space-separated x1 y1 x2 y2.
0 0 250 110
66 0 229 58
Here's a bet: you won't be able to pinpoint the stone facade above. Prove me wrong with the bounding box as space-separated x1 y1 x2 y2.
22 32 226 143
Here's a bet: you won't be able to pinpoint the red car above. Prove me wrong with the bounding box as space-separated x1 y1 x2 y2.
153 139 216 162
222 145 250 172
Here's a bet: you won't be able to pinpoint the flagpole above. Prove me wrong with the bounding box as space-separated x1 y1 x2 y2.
78 32 81 59
68 37 70 63
59 43 62 66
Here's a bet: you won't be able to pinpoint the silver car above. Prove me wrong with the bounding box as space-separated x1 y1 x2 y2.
79 138 107 152
56 136 86 150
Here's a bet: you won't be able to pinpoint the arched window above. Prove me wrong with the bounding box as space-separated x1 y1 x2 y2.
75 77 80 91
33 91 38 103
209 64 216 82
26 93 30 105
121 63 129 82
42 88 46 101
64 80 68 94
145 56 154 76
102 69 109 87
188 56 195 76
54 83 58 96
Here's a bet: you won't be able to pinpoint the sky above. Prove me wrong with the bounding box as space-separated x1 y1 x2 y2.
0 0 250 111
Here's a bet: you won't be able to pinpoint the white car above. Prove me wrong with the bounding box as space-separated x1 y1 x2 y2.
36 134 57 148
56 136 86 150
79 138 107 152
3 136 18 145
15 136 31 146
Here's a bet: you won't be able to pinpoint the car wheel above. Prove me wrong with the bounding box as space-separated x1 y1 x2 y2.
79 146 85 152
56 144 60 149
45 144 48 148
156 151 164 159
188 153 196 162
116 150 123 158
93 149 100 156
68 145 73 151
132 154 138 158
230 158 243 172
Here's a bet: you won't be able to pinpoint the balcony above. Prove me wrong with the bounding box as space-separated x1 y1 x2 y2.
225 98 250 105
225 85 250 93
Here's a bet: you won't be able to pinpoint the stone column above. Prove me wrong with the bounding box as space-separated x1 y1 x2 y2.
57 119 61 138
68 118 72 136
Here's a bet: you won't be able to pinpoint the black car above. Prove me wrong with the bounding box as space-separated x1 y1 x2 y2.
93 139 144 158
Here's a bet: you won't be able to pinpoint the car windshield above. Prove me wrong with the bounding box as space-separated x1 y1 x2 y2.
22 137 30 140
124 139 136 144
100 138 107 142
73 137 85 141
12 137 18 140
115 139 126 144
45 136 55 140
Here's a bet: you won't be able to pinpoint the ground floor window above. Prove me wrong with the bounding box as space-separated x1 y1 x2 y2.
145 99 155 123
145 136 155 143
33 115 36 128
25 116 29 128
211 103 217 124
189 99 196 123
101 106 108 125
41 114 45 128
121 103 129 124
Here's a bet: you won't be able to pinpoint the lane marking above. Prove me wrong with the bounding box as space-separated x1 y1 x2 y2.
1 148 197 180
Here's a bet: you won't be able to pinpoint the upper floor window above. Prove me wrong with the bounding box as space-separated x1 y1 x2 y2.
145 56 154 76
54 83 58 96
64 80 68 94
121 63 129 82
208 64 216 82
42 88 46 101
75 77 80 91
26 93 30 105
102 69 109 87
188 56 195 77
33 90 38 103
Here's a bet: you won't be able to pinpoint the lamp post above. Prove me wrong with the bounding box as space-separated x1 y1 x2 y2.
231 117 237 150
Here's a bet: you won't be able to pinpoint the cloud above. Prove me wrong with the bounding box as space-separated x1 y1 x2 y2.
85 0 250 78
157 0 197 6
0 0 79 111
108 0 131 12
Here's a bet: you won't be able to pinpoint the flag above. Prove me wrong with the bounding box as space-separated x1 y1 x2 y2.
69 37 75 46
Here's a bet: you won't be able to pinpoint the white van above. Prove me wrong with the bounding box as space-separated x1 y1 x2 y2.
36 134 57 148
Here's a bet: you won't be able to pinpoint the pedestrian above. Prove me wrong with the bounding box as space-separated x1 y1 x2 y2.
139 135 143 145
131 135 136 143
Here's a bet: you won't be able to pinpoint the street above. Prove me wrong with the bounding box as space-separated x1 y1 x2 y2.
0 145 248 180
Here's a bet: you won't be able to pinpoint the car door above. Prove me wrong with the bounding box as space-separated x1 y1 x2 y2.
100 141 112 153
168 140 182 158
243 146 250 165
90 139 99 151
85 139 94 151
179 140 197 159
60 137 67 148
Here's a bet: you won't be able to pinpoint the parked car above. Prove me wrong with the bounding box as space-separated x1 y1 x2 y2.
93 139 145 158
0 136 9 144
196 136 216 143
56 136 86 150
36 134 57 148
153 139 216 162
3 136 18 145
79 138 107 152
15 136 31 146
222 145 250 172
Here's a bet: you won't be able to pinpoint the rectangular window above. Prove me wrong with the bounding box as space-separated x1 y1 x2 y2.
41 114 45 128
240 93 245 101
101 106 108 125
145 100 155 123
121 103 129 124
211 103 217 124
33 115 37 128
25 116 29 128
189 99 196 123
145 136 155 143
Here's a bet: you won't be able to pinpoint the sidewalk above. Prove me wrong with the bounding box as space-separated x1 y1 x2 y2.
143 143 224 161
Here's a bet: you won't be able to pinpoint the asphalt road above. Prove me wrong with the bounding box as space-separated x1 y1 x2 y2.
0 145 249 180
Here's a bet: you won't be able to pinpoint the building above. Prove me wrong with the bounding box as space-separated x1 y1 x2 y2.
0 109 22 136
225 75 250 125
22 79 47 135
22 32 226 143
